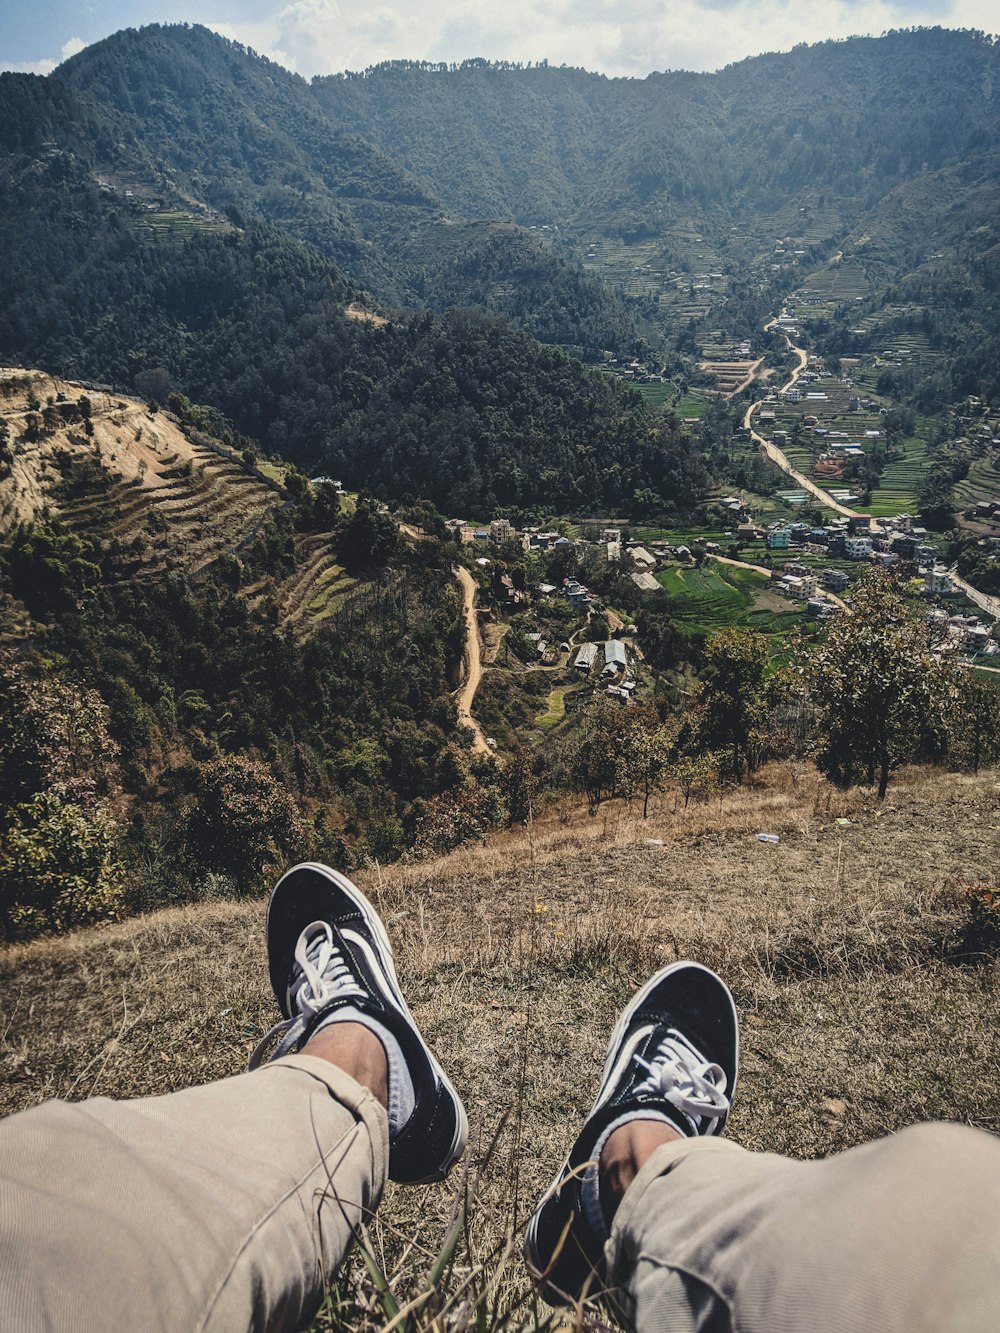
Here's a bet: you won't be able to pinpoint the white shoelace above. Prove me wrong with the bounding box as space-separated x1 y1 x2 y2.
249 921 365 1068
633 1028 730 1125
287 921 366 1017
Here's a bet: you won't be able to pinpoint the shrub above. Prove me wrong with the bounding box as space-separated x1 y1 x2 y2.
412 784 504 857
185 754 306 893
0 791 124 938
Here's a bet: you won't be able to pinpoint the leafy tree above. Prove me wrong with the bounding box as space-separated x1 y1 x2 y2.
185 754 305 893
0 790 124 937
2 522 101 619
805 571 956 799
673 751 720 807
0 650 119 810
570 699 670 811
949 676 1000 775
337 496 400 572
0 651 124 938
685 628 769 783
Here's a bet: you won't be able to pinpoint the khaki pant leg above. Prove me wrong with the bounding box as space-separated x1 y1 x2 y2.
0 1054 388 1333
608 1123 1000 1333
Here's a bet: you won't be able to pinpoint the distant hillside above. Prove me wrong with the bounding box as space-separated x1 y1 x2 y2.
23 25 639 357
312 30 1000 399
314 33 1000 234
3 24 1000 514
0 157 697 515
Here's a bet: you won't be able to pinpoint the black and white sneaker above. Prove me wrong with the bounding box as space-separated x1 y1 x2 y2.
250 862 468 1186
524 961 739 1305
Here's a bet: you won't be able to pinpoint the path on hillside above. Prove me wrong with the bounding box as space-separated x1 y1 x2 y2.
949 567 1000 622
397 523 491 750
744 320 859 519
724 357 765 399
453 565 491 755
707 553 851 613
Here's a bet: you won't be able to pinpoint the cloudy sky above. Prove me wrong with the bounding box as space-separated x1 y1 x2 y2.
2 0 996 81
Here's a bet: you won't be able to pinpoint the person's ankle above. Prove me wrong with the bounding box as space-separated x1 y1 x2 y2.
598 1119 683 1229
301 1021 389 1110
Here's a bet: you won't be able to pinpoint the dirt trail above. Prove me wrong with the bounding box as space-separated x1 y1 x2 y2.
724 357 765 399
745 321 859 519
453 565 491 755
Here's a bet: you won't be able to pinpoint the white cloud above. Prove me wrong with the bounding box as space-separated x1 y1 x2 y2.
2 57 59 75
5 3 994 81
205 0 997 78
1 35 87 77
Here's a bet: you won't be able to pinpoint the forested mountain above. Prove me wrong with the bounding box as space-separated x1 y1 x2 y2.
0 152 701 515
313 31 999 232
2 21 1000 508
32 25 642 356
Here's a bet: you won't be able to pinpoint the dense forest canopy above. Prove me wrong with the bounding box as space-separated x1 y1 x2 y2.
0 157 703 516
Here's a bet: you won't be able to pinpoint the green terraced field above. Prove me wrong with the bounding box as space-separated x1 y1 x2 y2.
760 374 934 516
635 381 676 410
136 210 230 237
655 561 805 645
954 451 1000 514
676 392 711 419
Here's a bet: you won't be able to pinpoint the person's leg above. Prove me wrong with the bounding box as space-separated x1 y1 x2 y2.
0 863 468 1332
524 960 738 1306
606 1120 1000 1333
0 1037 388 1333
525 961 1000 1333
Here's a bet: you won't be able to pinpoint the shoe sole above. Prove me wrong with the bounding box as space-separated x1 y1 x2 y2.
524 961 739 1298
267 862 469 1183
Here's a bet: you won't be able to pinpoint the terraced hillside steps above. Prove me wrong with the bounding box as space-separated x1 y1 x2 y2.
0 370 283 580
277 535 355 636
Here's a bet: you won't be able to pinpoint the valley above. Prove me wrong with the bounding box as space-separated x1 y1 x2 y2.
0 22 999 917
1 22 999 1329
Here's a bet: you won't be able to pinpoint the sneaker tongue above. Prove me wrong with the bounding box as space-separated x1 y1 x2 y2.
288 921 365 1016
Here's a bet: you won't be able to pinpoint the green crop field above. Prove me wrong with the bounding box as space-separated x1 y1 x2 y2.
676 392 711 420
635 381 677 410
655 561 805 647
535 683 576 728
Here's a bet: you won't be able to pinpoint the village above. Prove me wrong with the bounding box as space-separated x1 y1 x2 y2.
440 500 1000 726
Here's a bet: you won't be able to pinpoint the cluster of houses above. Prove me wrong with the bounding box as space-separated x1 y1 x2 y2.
927 607 1000 660
755 512 935 564
448 518 580 553
573 639 638 699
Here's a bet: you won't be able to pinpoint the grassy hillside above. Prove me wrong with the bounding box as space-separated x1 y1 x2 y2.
2 764 997 1327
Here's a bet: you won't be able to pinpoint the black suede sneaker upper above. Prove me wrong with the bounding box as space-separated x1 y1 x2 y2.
251 862 468 1186
524 961 739 1306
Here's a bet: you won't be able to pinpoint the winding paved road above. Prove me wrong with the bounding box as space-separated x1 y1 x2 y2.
745 319 859 519
948 567 1000 622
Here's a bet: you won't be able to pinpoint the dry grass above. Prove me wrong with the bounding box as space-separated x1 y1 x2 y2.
1 764 999 1327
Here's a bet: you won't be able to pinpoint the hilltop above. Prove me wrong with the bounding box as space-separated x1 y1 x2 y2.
1 763 997 1325
0 369 283 579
